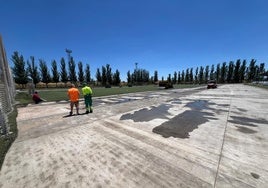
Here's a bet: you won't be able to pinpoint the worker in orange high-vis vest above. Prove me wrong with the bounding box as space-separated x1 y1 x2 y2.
67 84 80 115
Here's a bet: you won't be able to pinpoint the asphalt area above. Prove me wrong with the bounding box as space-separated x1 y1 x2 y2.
0 84 267 188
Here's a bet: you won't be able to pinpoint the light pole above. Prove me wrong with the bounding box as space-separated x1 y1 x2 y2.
65 48 72 63
135 62 138 85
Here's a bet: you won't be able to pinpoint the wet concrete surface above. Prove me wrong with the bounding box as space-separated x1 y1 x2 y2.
229 115 268 127
0 84 268 188
120 104 172 122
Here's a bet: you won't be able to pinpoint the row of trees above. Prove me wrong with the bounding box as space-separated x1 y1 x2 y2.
11 51 121 88
11 51 267 88
125 59 266 85
164 59 266 85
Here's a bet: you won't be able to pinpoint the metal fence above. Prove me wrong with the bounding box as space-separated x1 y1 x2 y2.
0 35 16 135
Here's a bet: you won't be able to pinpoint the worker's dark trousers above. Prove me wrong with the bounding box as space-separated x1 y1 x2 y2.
84 95 92 112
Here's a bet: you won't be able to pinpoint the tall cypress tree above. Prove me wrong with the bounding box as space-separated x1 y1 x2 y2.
106 64 112 85
205 65 209 82
209 64 215 80
68 57 77 83
239 60 247 82
154 70 158 83
172 71 177 84
27 56 40 87
127 70 132 84
181 70 185 84
113 69 121 86
51 60 60 86
189 68 193 83
199 66 204 84
185 68 190 83
220 62 227 83
39 59 51 88
259 63 265 81
96 68 102 85
216 63 221 83
233 59 241 83
85 64 91 83
178 71 181 84
194 67 199 84
78 61 84 83
248 59 256 82
101 66 107 86
11 51 28 88
227 61 234 83
60 57 68 85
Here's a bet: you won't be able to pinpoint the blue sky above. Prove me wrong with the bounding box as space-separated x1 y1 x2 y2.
1 0 268 81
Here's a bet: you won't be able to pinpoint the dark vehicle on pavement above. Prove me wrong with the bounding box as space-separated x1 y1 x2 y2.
207 80 217 89
159 81 173 89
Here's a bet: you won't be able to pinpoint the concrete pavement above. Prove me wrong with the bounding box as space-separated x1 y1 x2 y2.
0 84 267 187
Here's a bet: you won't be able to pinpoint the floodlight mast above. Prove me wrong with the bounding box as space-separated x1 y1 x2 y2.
65 48 72 62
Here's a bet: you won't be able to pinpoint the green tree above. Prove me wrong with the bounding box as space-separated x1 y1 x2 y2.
185 68 189 83
255 65 260 81
220 62 227 83
127 70 132 84
39 59 51 88
233 59 241 83
205 65 209 82
131 68 149 84
154 70 158 83
177 71 181 84
27 56 40 87
209 65 215 80
189 68 193 83
113 69 121 85
216 63 221 83
11 51 28 88
172 71 177 84
106 64 112 85
85 64 91 83
181 70 185 84
199 66 204 84
167 74 171 82
247 59 257 82
259 63 265 81
78 61 84 83
101 66 107 86
68 57 77 83
194 67 199 84
60 58 68 85
239 60 247 82
95 68 102 85
51 60 60 86
227 61 234 83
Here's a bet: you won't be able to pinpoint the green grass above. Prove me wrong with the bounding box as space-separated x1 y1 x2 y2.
18 84 201 103
15 92 33 106
0 107 18 170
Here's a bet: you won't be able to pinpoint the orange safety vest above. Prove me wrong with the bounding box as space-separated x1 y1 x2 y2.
68 88 80 102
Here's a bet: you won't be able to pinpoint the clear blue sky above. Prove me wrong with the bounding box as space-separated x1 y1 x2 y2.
1 0 268 81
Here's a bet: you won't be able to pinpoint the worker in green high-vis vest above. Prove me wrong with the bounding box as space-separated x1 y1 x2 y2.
82 83 93 113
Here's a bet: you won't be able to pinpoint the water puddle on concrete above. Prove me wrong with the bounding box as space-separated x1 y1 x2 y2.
120 104 171 122
120 100 222 139
153 110 214 138
229 116 268 127
235 126 257 134
152 100 216 138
